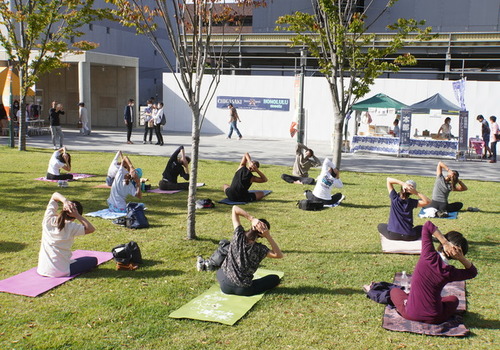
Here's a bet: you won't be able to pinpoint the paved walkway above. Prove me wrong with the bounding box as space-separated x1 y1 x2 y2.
2 128 498 182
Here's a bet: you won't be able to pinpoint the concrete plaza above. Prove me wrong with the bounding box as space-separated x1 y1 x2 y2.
1 127 498 182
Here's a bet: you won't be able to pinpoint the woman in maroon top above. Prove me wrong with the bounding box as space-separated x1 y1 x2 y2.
390 221 477 324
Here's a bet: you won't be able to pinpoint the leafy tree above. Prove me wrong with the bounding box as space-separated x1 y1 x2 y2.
106 0 265 239
0 0 105 150
276 0 433 167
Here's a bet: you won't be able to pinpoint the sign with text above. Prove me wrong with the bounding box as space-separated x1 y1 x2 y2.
399 109 412 148
217 96 290 112
458 110 469 151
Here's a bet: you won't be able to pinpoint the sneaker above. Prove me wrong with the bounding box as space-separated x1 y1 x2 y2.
436 210 449 218
196 256 206 271
149 141 153 144
53 146 58 150
337 194 346 204
143 141 147 144
238 136 242 140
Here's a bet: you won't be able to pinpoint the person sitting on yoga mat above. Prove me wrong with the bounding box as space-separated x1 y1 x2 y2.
107 156 142 213
281 143 321 185
106 151 123 186
223 153 268 202
46 147 73 180
216 205 283 296
37 192 97 277
427 161 468 213
304 158 344 205
158 145 191 190
377 178 431 241
390 221 477 324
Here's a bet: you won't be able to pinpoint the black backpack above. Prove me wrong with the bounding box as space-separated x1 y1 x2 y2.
126 202 149 229
160 113 166 126
111 241 143 265
297 199 324 211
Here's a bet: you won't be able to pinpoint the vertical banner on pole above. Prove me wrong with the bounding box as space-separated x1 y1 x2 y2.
399 109 412 156
458 110 469 153
290 74 300 138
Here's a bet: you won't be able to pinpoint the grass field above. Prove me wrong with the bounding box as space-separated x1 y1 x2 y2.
0 146 498 350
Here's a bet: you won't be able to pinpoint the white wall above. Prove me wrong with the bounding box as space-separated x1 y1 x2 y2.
163 73 499 143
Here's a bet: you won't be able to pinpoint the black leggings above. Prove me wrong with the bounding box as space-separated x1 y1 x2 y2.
377 223 422 241
69 256 98 275
429 200 463 213
216 269 280 296
305 190 342 205
158 179 189 191
47 172 73 180
281 174 315 185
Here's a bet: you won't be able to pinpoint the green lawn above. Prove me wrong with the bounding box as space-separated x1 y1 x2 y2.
0 146 498 350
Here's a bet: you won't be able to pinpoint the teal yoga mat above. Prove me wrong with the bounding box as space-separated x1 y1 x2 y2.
169 268 284 325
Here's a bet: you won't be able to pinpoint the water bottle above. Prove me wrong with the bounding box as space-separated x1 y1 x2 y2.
400 271 410 292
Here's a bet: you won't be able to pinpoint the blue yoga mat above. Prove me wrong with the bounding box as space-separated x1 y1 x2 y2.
218 190 272 205
418 208 458 219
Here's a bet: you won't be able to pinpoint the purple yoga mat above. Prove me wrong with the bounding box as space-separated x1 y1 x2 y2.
0 250 113 297
147 182 205 194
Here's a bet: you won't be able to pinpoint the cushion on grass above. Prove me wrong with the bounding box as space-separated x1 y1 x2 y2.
0 250 113 297
380 233 421 255
169 268 284 325
382 272 468 336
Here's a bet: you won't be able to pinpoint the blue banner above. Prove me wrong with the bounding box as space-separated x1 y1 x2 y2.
458 110 469 151
399 109 412 149
217 96 290 111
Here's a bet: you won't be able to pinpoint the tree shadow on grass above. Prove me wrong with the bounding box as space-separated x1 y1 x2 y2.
465 312 500 330
79 267 184 279
0 241 27 253
341 203 389 209
276 285 364 296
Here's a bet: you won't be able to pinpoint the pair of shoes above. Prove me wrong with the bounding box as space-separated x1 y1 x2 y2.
116 262 138 271
196 256 206 272
436 210 449 218
489 160 497 163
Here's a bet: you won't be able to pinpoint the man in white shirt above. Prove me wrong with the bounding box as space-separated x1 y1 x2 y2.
78 102 90 135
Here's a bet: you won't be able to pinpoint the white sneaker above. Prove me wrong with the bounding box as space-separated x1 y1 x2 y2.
337 194 346 204
196 256 206 271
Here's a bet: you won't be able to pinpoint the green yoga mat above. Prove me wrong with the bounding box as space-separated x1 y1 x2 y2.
169 268 284 325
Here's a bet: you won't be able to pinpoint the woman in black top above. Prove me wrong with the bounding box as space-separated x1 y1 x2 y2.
158 145 190 190
216 205 283 296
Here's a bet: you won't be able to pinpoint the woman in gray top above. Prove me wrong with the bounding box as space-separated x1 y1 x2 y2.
216 206 283 296
428 162 468 213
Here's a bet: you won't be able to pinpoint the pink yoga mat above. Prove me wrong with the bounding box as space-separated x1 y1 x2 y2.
0 250 113 297
35 174 96 182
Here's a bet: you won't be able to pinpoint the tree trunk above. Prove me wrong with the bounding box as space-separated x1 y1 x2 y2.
186 107 201 240
331 106 345 169
18 97 27 151
18 67 26 151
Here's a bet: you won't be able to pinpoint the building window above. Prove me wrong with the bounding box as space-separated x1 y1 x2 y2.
70 36 75 43
106 27 110 34
154 49 157 56
89 24 93 31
